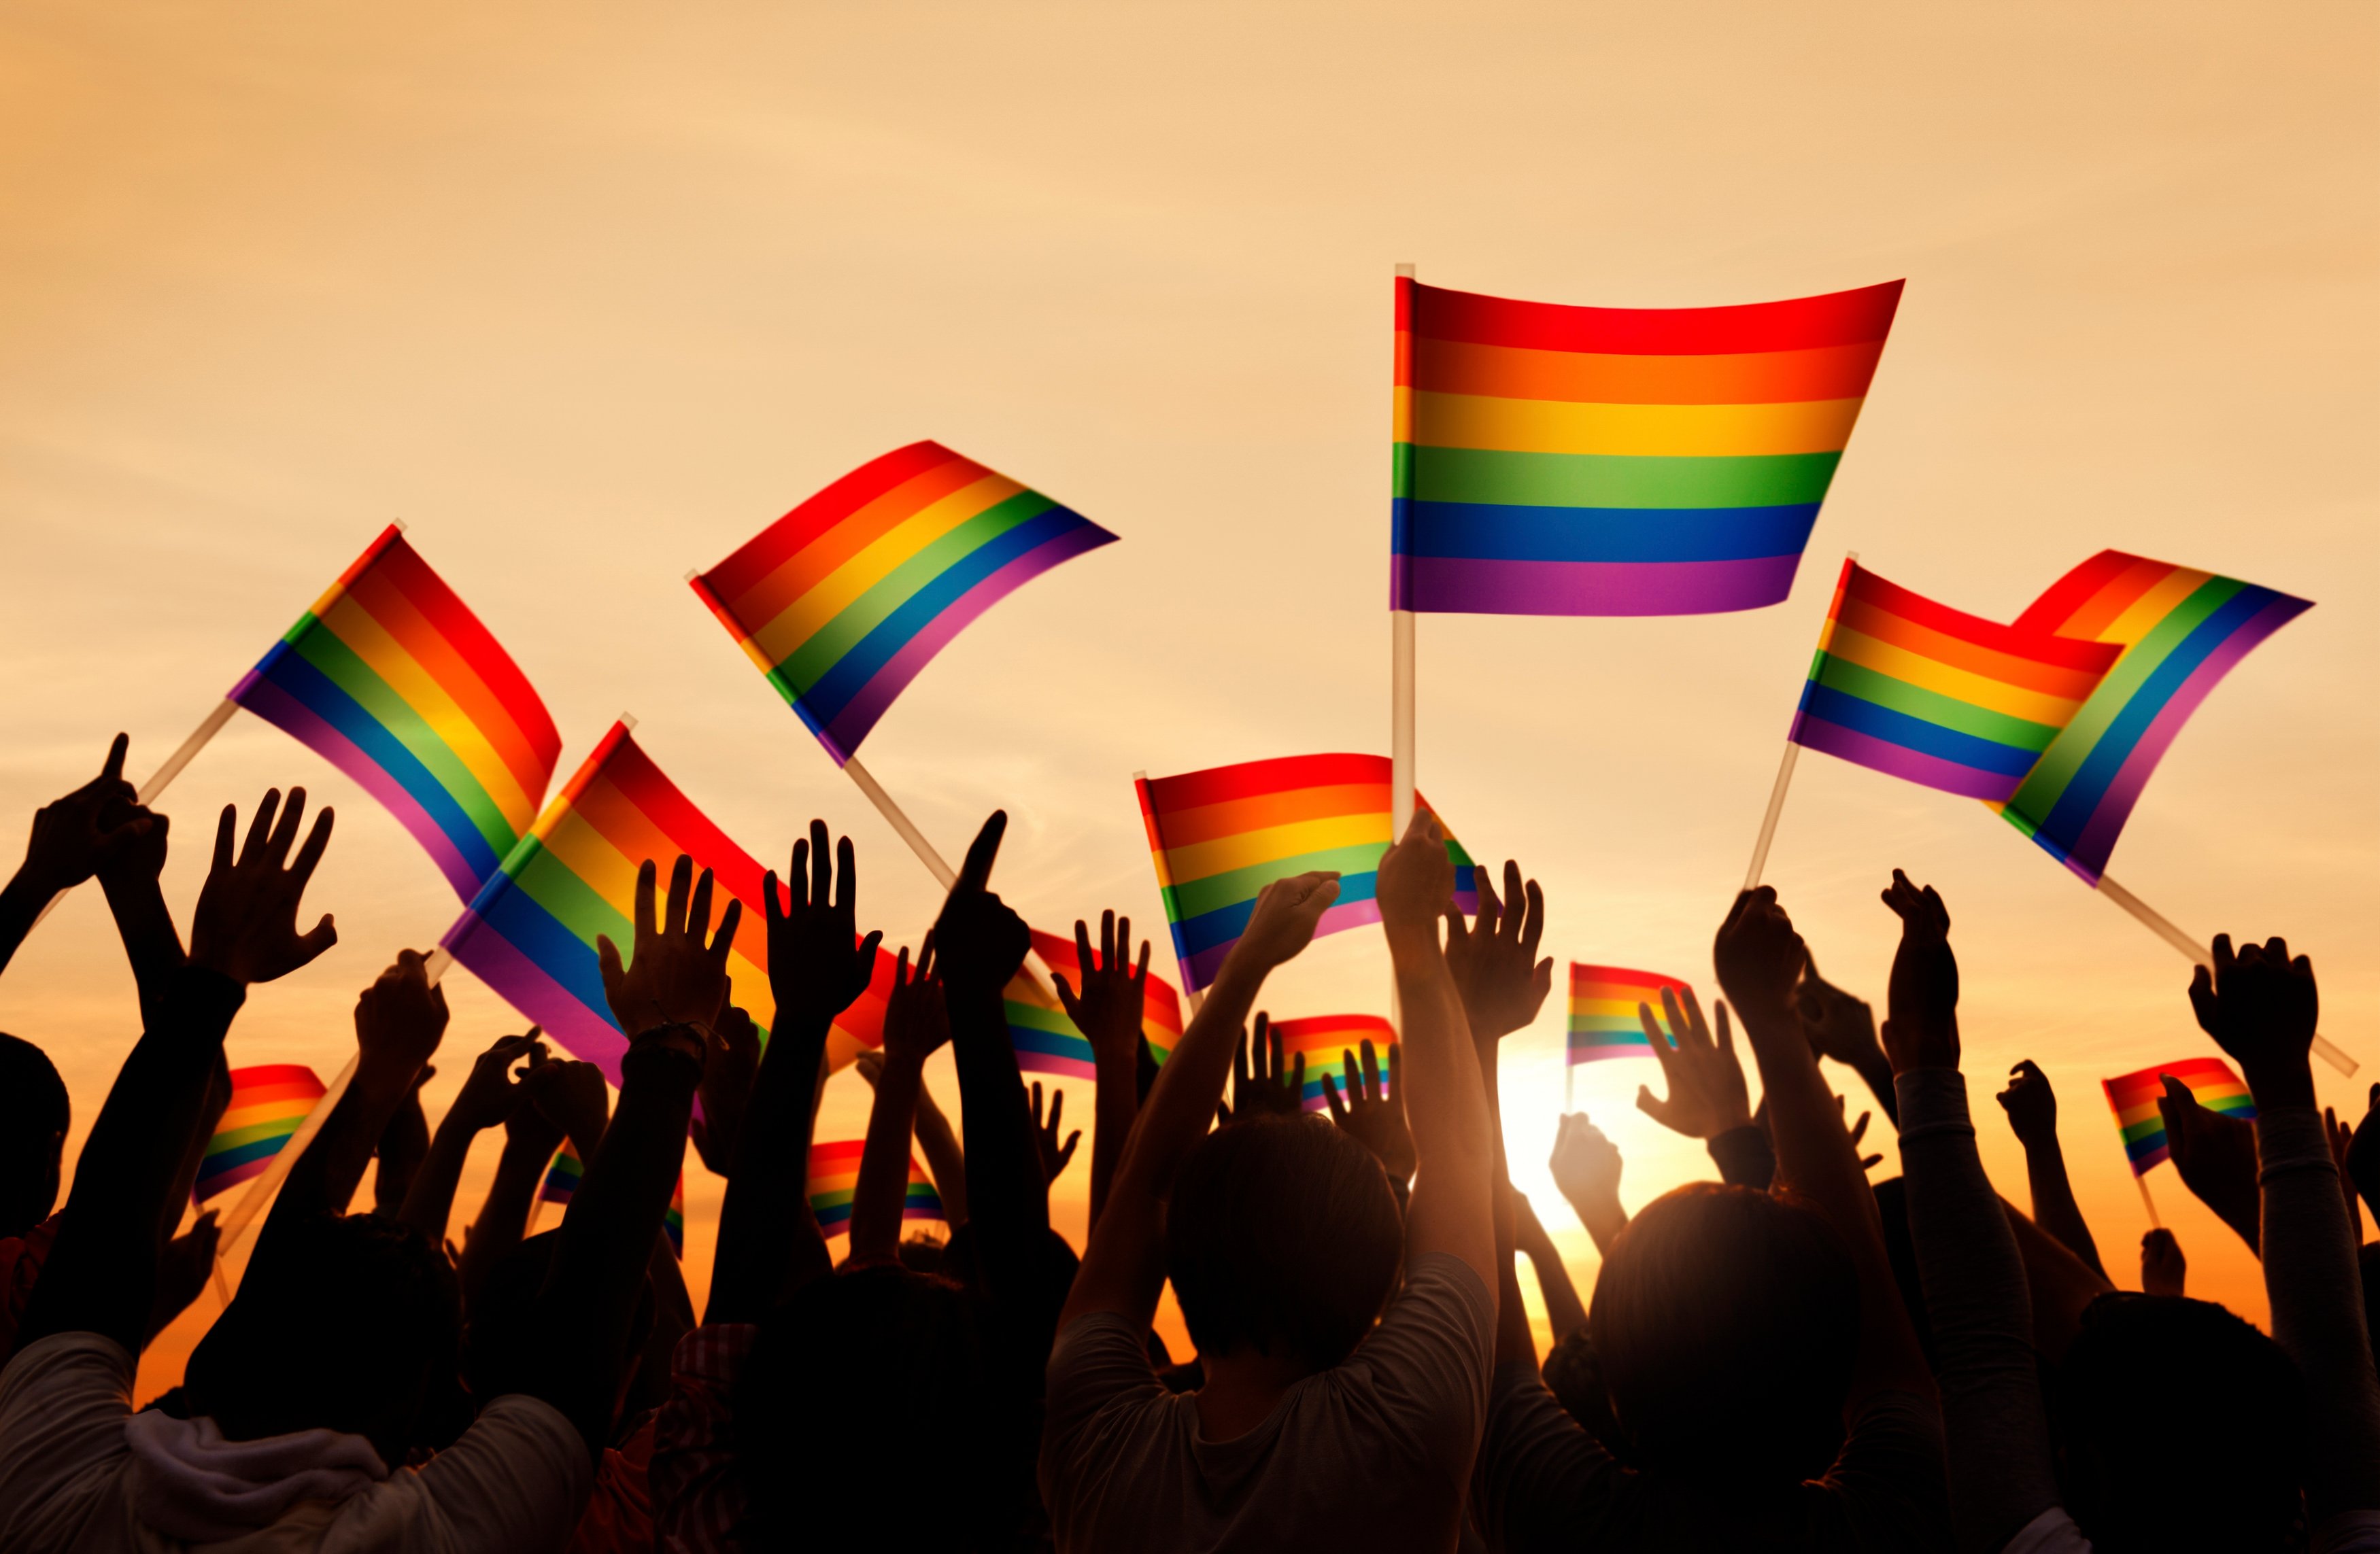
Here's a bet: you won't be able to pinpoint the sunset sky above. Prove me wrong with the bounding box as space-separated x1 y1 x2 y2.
1 1 2373 1395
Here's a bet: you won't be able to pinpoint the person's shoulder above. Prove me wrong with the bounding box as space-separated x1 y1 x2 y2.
1044 1315 1168 1440
1 1329 133 1397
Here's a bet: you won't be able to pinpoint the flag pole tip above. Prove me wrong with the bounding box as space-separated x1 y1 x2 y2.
618 712 640 733
1395 262 1416 277
682 568 700 583
390 518 409 534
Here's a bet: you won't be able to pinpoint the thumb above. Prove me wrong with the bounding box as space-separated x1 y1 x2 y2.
1635 1085 1673 1130
597 934 626 1003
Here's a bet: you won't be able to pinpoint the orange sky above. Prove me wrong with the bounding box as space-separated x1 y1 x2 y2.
1 1 2374 1396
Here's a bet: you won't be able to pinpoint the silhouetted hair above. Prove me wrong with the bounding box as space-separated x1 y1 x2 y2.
1166 1114 1403 1370
1589 1182 1858 1485
185 1212 460 1469
0 1033 69 1239
2051 1292 2306 1553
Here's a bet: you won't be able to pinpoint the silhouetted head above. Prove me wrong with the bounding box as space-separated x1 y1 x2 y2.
743 1264 993 1550
1167 1114 1403 1370
2052 1292 2305 1553
463 1230 653 1423
0 1033 69 1239
185 1212 460 1468
1589 1182 1858 1486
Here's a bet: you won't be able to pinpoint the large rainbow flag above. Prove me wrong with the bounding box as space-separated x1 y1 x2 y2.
1789 560 2122 802
1135 754 1478 992
441 722 893 1084
2001 552 2312 883
194 1065 326 1203
1270 1014 1397 1110
1004 927 1187 1080
1567 965 1694 1065
229 526 560 899
807 1139 945 1239
691 442 1118 765
1392 277 1902 616
2101 1056 2256 1175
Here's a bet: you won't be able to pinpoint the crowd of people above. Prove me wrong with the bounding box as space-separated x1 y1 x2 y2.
0 733 2376 1552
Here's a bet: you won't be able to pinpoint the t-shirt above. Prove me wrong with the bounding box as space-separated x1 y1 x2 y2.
1038 1252 1495 1553
0 1213 62 1366
1474 1363 1951 1553
0 1332 593 1553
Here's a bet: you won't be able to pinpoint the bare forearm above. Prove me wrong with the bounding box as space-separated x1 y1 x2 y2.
460 1140 547 1309
99 871 185 1031
1391 927 1495 1277
1515 1208 1589 1341
1089 1041 1139 1230
851 1052 923 1262
709 1011 834 1323
949 986 1050 1300
1556 1186 1628 1258
396 1116 481 1247
0 869 50 978
912 1080 969 1226
2020 1137 2107 1279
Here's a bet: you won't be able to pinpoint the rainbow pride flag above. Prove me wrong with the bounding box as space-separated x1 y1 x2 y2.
1392 277 1902 616
2001 552 2312 883
1270 1014 1397 1110
692 442 1118 765
194 1065 326 1203
1789 560 2122 802
807 1139 945 1238
228 525 561 900
664 1175 686 1257
2102 1056 2256 1175
1136 755 1478 992
441 722 893 1084
539 1141 583 1205
1004 927 1187 1080
1568 965 1694 1065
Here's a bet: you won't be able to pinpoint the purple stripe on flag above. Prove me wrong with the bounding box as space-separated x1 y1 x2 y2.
1391 553 1802 617
233 672 479 895
442 915 630 1084
1789 713 2019 801
1015 1052 1100 1082
818 524 1115 764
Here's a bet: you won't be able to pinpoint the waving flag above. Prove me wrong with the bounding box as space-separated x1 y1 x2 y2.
807 1140 945 1238
2102 1056 2256 1175
1004 927 1187 1080
1135 754 1478 992
1789 560 2122 802
692 442 1117 765
1270 1014 1397 1110
441 722 894 1083
1567 966 1695 1065
229 525 560 899
194 1065 326 1203
2001 552 2311 882
1393 278 1901 616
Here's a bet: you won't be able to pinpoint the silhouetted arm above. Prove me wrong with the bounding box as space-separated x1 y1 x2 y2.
852 945 942 1264
1994 1060 2106 1279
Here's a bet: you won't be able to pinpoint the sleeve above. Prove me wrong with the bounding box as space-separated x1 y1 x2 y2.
0 1332 140 1554
2000 1506 2095 1554
1893 1069 2064 1554
1344 1253 1495 1466
405 1394 594 1554
1820 1388 1954 1553
1469 1361 1625 1554
2256 1105 2380 1519
649 1324 760 1554
1042 1312 1163 1455
1707 1122 1777 1191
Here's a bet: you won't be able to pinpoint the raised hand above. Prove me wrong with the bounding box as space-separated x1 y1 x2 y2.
505 1062 571 1160
148 1210 222 1338
1634 986 1752 1141
1374 812 1450 937
1796 955 1881 1069
532 1058 611 1161
1879 869 1958 1074
931 813 1031 999
449 1031 549 1131
1031 1081 1081 1184
1442 859 1553 1043
1323 1037 1416 1182
692 1005 761 1177
763 819 883 1026
2345 1082 2380 1224
2188 934 2319 1110
1548 1112 1627 1252
1996 1059 2058 1147
2141 1228 2187 1297
598 854 743 1046
2158 1073 2261 1251
881 940 951 1065
1218 1013 1305 1125
1844 1100 1883 1171
1053 912 1151 1069
1231 871 1342 976
189 788 337 984
16 733 152 895
1712 885 1807 1022
353 950 449 1091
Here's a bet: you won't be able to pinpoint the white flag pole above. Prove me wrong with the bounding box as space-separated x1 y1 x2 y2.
2095 876 2355 1076
1741 551 1856 890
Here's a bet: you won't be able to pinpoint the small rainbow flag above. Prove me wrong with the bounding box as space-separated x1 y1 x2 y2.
2002 552 2312 884
229 525 561 900
1567 965 1694 1065
1789 560 2122 802
539 1141 583 1205
692 442 1118 765
807 1139 945 1239
1004 927 1187 1080
1270 1014 1397 1111
1392 277 1902 616
441 722 894 1084
664 1175 686 1258
2102 1056 2256 1175
194 1065 326 1203
1135 754 1478 993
